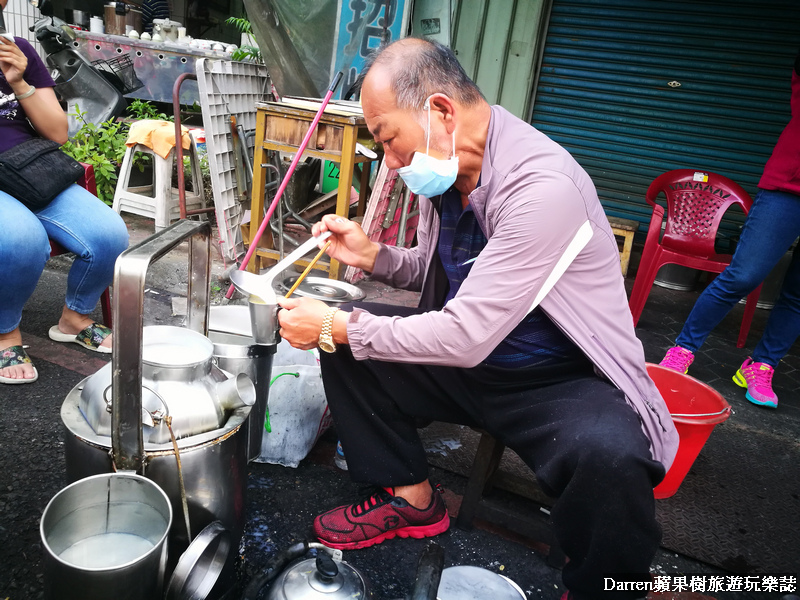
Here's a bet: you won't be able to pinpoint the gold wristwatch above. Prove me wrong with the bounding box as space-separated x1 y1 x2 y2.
318 307 340 353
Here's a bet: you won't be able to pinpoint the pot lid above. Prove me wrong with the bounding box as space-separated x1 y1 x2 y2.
269 553 368 600
437 566 525 600
165 521 231 600
277 276 365 304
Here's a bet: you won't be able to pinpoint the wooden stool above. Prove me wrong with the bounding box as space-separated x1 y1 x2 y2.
456 429 566 568
112 142 206 231
607 216 639 277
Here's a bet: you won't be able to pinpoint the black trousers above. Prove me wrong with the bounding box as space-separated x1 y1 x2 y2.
320 302 665 599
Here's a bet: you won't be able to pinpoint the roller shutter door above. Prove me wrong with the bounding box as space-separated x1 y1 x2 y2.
530 0 800 239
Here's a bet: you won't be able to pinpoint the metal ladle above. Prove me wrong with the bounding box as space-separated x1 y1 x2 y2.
229 231 332 304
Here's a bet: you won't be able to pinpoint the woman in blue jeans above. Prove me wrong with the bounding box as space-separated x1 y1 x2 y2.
660 51 800 409
0 14 128 384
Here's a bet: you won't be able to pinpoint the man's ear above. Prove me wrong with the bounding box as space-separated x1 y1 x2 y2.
427 94 457 129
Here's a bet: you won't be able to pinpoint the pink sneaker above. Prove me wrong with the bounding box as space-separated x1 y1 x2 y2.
733 358 778 408
659 346 695 374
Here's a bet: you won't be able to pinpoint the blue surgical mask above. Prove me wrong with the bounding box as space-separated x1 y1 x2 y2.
396 97 459 197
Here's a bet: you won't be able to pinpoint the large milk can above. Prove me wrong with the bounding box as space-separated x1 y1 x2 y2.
59 221 251 599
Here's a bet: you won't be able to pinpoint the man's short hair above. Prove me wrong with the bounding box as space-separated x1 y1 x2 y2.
359 38 485 110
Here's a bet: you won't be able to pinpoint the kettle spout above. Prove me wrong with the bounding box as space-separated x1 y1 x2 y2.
215 373 256 411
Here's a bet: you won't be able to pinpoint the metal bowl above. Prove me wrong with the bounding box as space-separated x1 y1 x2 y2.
278 276 365 304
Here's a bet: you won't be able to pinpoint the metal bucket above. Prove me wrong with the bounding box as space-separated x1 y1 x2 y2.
209 325 276 462
65 9 90 28
41 473 172 600
653 263 701 291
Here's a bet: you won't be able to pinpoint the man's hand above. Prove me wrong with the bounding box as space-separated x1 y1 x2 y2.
312 214 380 273
276 296 331 350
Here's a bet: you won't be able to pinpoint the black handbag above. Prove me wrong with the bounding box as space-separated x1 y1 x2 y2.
0 137 86 210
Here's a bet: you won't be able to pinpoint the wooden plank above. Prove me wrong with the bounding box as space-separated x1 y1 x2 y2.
607 215 639 232
317 123 344 153
264 114 319 149
280 96 365 117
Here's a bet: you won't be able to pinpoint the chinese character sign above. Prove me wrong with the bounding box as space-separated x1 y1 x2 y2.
332 0 410 98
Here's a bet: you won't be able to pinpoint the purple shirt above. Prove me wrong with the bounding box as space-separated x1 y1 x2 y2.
0 37 57 154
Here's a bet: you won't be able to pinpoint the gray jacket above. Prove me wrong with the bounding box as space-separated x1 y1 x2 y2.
346 105 679 469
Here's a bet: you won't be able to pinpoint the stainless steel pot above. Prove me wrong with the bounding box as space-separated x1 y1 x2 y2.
41 473 172 600
65 8 89 28
60 221 249 600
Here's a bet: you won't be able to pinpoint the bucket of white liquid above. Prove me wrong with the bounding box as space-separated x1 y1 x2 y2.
40 473 172 600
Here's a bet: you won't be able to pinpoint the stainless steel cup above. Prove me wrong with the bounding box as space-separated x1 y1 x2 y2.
41 473 172 600
248 296 281 346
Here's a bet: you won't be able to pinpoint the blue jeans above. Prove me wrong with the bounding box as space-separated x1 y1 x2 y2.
0 184 129 334
676 188 800 366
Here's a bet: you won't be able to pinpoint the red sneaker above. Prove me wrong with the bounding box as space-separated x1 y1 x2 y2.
313 486 450 550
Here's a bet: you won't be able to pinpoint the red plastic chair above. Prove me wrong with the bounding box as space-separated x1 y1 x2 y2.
48 164 113 327
628 169 762 348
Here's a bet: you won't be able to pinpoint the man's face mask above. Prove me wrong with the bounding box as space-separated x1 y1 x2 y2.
396 96 459 197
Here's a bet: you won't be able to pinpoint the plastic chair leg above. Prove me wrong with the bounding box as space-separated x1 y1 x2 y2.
154 149 175 231
100 288 112 328
112 145 136 215
737 283 763 348
629 251 663 325
188 142 206 207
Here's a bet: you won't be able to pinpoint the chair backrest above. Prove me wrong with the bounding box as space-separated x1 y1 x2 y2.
77 163 97 196
646 169 753 258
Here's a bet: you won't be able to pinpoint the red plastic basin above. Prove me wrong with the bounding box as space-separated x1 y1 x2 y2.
646 363 732 499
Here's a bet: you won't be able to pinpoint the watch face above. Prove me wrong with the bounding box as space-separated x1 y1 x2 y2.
319 339 336 353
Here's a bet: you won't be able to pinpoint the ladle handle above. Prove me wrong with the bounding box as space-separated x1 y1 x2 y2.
263 230 332 288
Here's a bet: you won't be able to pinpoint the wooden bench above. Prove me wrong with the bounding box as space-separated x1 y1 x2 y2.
456 429 566 568
607 216 639 277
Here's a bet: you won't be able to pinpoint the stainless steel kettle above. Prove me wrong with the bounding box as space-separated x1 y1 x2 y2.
242 542 444 600
267 549 370 600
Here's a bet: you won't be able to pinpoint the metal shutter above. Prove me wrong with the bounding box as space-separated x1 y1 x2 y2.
530 0 800 238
